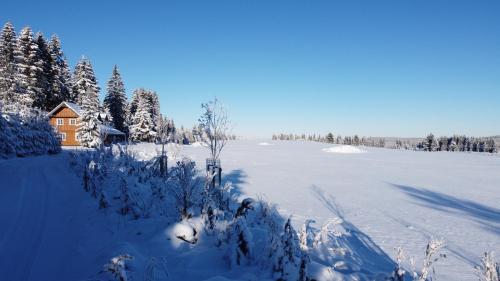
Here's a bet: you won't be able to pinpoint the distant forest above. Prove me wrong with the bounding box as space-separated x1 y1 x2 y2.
272 132 498 153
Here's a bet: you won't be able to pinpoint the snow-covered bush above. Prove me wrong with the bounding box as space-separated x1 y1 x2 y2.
273 218 302 281
0 109 60 158
104 254 133 281
390 247 406 281
412 239 446 281
70 144 193 221
392 239 446 281
226 217 253 267
475 252 499 281
170 157 202 220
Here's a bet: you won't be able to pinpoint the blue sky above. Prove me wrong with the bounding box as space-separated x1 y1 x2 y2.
2 0 499 138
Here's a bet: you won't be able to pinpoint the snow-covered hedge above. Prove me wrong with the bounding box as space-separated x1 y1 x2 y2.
0 110 61 158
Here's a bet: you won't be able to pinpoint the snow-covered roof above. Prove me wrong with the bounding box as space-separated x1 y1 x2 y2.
47 101 82 117
99 124 125 136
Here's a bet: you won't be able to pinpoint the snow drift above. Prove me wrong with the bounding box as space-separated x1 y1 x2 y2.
322 145 366 154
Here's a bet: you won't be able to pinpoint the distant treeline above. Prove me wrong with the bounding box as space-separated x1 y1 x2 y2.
271 133 386 147
272 132 498 153
416 134 497 153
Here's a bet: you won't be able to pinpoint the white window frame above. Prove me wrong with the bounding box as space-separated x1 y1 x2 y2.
60 132 67 141
56 118 64 126
69 118 77 125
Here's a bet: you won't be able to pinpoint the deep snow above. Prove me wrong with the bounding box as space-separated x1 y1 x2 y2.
176 140 500 281
1 140 499 280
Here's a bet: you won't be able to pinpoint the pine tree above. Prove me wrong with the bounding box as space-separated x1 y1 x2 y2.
128 88 143 118
326 133 334 143
0 22 21 110
16 26 39 109
148 90 160 128
129 92 156 142
72 56 100 105
426 133 437 151
104 65 128 133
48 34 72 109
75 58 101 148
77 87 102 148
33 33 53 110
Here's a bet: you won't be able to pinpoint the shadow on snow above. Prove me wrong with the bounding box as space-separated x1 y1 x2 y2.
309 185 396 280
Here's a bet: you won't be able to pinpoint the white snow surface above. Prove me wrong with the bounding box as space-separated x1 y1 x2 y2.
322 145 366 154
1 140 499 281
177 140 500 281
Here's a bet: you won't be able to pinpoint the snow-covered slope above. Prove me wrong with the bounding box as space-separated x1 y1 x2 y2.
174 140 500 281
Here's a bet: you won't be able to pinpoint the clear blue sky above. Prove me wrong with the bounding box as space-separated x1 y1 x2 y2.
2 0 499 138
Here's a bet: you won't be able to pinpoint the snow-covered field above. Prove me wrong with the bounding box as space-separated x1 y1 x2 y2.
0 140 498 280
176 140 500 280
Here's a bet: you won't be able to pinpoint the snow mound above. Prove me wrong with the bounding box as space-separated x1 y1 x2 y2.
190 142 207 147
322 145 366 154
258 142 274 146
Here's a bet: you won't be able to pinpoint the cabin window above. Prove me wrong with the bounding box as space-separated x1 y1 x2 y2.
70 119 77 125
60 132 66 141
57 118 64 126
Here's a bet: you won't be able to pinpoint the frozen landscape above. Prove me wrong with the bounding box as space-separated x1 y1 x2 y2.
180 140 500 280
1 1 499 280
1 140 498 280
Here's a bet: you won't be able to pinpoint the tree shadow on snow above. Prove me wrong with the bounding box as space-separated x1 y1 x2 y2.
391 183 500 235
222 169 247 199
309 185 396 280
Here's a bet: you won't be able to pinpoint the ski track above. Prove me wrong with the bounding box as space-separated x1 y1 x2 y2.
0 154 82 281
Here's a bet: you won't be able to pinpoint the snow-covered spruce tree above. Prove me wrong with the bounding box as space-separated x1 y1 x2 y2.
128 88 141 118
0 22 22 110
33 33 53 110
326 133 334 143
425 133 437 152
13 26 37 113
147 90 161 132
48 34 72 109
104 65 128 133
72 56 100 105
274 218 301 281
77 87 102 148
129 91 156 142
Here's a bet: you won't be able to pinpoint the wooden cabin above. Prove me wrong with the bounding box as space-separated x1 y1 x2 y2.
47 101 125 146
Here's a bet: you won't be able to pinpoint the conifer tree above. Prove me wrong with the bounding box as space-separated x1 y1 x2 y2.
48 34 72 108
129 92 156 142
104 65 128 133
75 58 101 148
72 57 100 105
16 27 40 109
33 32 52 110
77 87 102 148
0 22 21 109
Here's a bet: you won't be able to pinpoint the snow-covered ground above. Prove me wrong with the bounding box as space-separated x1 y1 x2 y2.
1 140 498 280
175 140 500 280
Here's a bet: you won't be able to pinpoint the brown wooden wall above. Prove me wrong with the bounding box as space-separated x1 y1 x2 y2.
49 107 80 146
